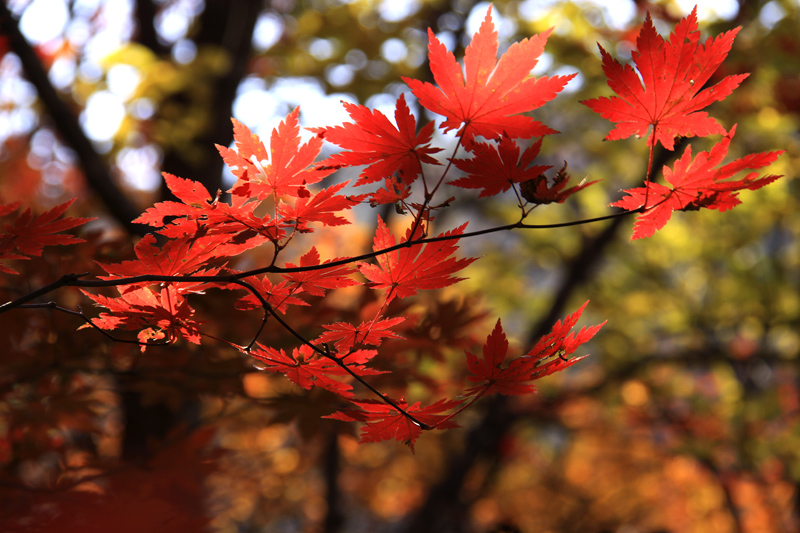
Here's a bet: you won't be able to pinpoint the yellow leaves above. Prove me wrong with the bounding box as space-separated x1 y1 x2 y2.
101 42 159 71
297 9 323 35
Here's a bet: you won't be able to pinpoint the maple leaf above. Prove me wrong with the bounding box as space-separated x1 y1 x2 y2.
0 199 92 273
465 303 605 396
134 173 279 245
311 93 441 186
519 162 599 205
81 285 202 351
96 233 228 293
319 316 405 353
325 397 461 451
277 181 363 233
218 110 333 199
450 136 550 198
249 343 355 397
612 125 785 239
582 7 748 150
281 246 360 296
358 217 476 303
522 301 606 380
464 319 532 395
367 178 411 207
235 275 308 313
404 5 574 146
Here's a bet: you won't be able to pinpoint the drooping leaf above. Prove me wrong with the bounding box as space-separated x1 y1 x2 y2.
519 162 599 205
235 275 308 314
249 344 355 398
450 136 550 198
0 199 92 274
465 303 605 396
325 397 462 451
612 125 785 239
319 316 406 353
81 285 203 351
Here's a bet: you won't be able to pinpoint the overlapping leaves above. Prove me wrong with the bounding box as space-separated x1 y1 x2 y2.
0 4 786 452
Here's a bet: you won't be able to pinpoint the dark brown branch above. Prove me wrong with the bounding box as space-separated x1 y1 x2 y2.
20 301 170 347
157 0 263 199
0 2 147 236
2 270 435 429
0 208 639 314
133 0 167 55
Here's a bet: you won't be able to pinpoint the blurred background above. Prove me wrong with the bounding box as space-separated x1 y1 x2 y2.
0 0 799 531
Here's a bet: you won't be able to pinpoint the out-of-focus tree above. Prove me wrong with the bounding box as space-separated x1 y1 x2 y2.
0 1 797 532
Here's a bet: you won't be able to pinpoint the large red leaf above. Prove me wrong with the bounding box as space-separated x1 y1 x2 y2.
404 6 574 146
312 93 441 186
219 110 333 199
358 217 476 303
582 7 747 150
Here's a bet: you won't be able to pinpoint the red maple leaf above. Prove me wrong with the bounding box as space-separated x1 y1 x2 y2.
277 181 363 233
280 246 360 297
249 343 355 397
318 315 405 353
325 397 461 451
311 93 441 186
522 301 606 381
235 275 308 314
465 303 605 396
366 178 411 207
450 136 550 198
358 217 476 303
464 318 528 395
581 7 747 150
134 173 279 245
404 6 574 146
218 110 333 199
0 199 92 273
96 233 228 293
612 125 785 239
81 285 202 351
236 248 359 312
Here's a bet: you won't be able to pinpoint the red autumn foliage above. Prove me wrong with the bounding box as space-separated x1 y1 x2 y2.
0 5 784 453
